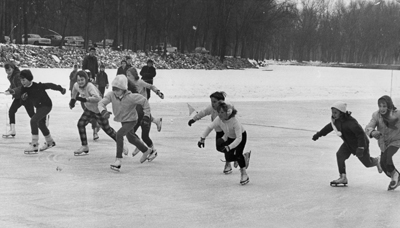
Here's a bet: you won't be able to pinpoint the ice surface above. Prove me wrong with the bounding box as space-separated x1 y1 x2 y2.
1 66 400 227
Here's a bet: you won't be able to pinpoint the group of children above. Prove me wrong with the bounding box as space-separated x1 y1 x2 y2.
313 98 400 191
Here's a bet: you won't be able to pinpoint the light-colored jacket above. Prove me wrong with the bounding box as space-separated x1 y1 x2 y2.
71 82 101 113
365 110 400 152
193 105 222 132
98 91 150 122
133 79 159 98
202 116 245 149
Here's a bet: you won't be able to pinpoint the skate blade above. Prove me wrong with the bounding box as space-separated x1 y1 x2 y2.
240 178 249 185
330 183 348 187
24 150 38 154
223 169 232 174
2 135 15 138
148 152 158 162
110 166 121 172
74 151 89 156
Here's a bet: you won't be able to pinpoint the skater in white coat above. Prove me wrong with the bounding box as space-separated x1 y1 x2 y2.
312 101 381 187
365 95 400 190
198 101 250 185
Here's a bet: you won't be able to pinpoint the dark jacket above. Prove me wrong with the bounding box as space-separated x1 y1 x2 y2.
317 115 369 154
21 82 64 108
96 71 109 87
7 67 22 99
82 55 99 80
139 66 156 82
116 66 128 76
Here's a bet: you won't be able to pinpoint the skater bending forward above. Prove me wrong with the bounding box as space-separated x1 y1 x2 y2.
312 101 381 186
19 70 66 153
365 95 400 191
198 101 251 185
98 75 154 171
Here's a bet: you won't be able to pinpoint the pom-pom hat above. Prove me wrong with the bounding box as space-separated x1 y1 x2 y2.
331 101 347 113
112 75 128 90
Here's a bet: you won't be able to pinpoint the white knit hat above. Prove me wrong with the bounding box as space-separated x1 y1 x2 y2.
331 101 347 113
112 75 128 90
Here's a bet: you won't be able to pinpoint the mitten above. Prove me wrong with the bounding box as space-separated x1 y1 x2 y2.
312 132 320 141
356 147 364 158
61 88 66 95
7 89 15 95
142 116 151 127
21 93 28 101
188 119 195 126
101 110 112 119
216 138 225 147
198 137 205 148
76 97 87 102
156 90 164 99
69 99 76 109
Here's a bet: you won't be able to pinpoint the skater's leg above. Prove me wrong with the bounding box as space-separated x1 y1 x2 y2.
141 119 153 147
124 123 148 152
77 110 92 146
116 122 136 158
357 148 378 168
36 106 52 137
336 143 352 175
8 98 22 124
95 113 117 140
233 132 247 169
98 86 105 98
23 100 35 118
134 106 144 133
383 146 399 177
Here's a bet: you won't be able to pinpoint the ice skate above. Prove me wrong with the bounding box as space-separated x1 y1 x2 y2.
93 128 99 141
376 156 383 174
148 148 158 162
39 141 56 151
110 159 121 172
240 168 249 185
223 162 232 174
3 124 16 138
24 142 39 154
132 147 140 157
140 148 152 163
123 142 129 156
388 170 400 191
233 161 238 168
330 174 348 187
153 118 162 132
244 151 251 169
74 145 89 156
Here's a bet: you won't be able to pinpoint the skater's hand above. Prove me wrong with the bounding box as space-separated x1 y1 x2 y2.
69 99 76 109
76 97 87 102
142 116 151 127
198 137 205 148
371 130 382 139
312 132 320 141
21 92 28 101
101 110 112 119
188 119 195 126
156 90 164 99
216 138 225 146
3 90 11 95
61 88 66 95
222 146 230 153
356 147 364 158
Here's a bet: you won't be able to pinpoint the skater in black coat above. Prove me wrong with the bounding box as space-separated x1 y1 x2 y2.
312 101 381 186
139 59 156 99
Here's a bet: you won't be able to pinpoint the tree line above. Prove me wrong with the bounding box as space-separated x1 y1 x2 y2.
0 0 399 64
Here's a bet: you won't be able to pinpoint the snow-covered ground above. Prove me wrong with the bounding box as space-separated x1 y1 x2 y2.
1 65 400 228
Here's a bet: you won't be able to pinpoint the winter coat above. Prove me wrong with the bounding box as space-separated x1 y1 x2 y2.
317 115 369 154
82 55 99 79
365 110 400 152
69 70 78 91
96 71 109 87
20 82 64 108
139 65 156 82
7 67 22 99
131 79 159 98
193 105 222 132
116 66 128 76
71 82 102 113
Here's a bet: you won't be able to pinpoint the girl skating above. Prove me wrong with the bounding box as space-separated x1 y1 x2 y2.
19 70 66 153
365 95 400 190
312 101 381 187
98 75 154 171
198 102 250 185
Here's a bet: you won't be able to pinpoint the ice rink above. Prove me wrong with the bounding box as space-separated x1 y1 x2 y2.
1 66 400 227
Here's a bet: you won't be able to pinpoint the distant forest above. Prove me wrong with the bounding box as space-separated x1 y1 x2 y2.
1 0 400 64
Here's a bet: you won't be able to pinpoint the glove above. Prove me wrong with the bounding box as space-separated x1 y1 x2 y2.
101 110 112 119
61 88 66 95
156 90 164 99
76 97 87 102
188 119 195 126
198 137 205 148
312 132 320 141
216 138 225 147
371 130 382 139
356 147 364 158
21 92 28 101
69 99 76 109
222 146 230 153
142 116 151 127
6 89 14 95
3 91 11 96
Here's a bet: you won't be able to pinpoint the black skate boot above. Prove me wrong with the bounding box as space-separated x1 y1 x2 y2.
330 174 348 187
388 170 400 191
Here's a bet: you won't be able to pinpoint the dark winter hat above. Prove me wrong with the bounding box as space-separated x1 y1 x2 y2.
20 69 34 81
209 91 226 101
147 59 154 64
378 95 396 110
121 60 127 64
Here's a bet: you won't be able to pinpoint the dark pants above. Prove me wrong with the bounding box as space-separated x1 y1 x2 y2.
116 121 148 158
98 86 106 98
336 143 377 174
31 106 51 136
9 98 35 124
215 131 224 151
133 105 153 147
381 146 399 177
218 131 247 168
143 79 153 99
77 109 117 146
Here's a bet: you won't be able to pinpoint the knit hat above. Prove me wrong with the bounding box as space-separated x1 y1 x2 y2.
112 75 128 90
20 69 34 81
331 101 347 113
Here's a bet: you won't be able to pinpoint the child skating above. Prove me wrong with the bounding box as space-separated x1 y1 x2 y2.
365 95 400 190
198 101 251 185
98 75 154 171
312 101 381 187
19 70 66 153
69 70 127 156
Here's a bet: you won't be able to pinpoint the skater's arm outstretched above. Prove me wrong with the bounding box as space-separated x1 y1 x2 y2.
98 92 112 113
312 123 333 141
41 83 66 94
138 80 164 99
